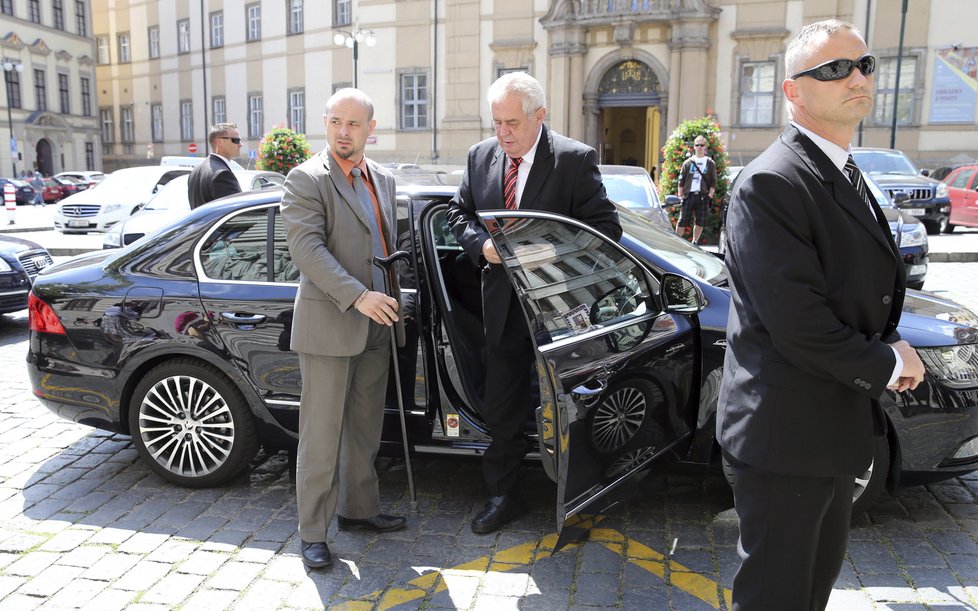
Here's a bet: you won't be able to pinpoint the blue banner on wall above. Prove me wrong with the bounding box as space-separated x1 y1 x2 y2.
928 47 978 124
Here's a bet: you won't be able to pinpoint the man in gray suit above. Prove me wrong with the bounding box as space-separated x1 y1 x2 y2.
281 88 406 570
188 122 242 209
718 20 925 608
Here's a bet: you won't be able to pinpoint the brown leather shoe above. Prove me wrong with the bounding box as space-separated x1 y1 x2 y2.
337 514 407 533
300 540 333 569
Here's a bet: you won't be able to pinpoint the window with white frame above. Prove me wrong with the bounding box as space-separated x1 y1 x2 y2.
151 103 163 142
96 36 109 64
181 100 193 140
75 0 87 36
148 26 160 59
334 0 350 26
34 69 46 111
80 76 91 116
249 95 264 139
178 19 191 54
28 0 39 22
1 0 12 16
58 73 69 114
118 32 131 63
213 96 226 125
246 4 261 42
85 142 94 170
100 107 114 143
289 89 305 133
738 61 776 126
53 0 64 29
873 56 917 126
288 0 304 35
400 73 428 129
121 106 134 143
210 12 224 48
5 69 20 109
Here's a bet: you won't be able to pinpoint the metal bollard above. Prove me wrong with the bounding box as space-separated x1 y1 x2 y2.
3 183 15 224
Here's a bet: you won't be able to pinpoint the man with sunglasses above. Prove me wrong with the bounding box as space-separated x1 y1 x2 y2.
675 135 716 243
717 20 926 609
189 122 243 209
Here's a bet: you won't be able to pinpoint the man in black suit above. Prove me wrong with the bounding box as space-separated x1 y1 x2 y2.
188 122 243 209
446 72 621 534
717 20 926 609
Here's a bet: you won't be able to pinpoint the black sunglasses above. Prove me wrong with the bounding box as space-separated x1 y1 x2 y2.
791 54 876 81
218 136 242 145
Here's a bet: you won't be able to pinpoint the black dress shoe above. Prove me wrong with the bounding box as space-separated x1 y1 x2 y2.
471 494 528 534
300 540 333 569
337 514 407 533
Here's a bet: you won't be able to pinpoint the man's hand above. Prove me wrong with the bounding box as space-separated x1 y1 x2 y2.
482 239 501 264
355 291 400 326
888 340 926 392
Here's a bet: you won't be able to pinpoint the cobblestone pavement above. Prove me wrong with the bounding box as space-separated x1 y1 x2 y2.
0 265 977 610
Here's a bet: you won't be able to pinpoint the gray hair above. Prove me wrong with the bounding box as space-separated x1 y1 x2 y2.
487 72 546 118
208 122 238 146
785 20 862 77
326 88 375 122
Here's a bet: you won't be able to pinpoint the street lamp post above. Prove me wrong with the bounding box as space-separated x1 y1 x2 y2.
2 60 24 177
333 28 376 89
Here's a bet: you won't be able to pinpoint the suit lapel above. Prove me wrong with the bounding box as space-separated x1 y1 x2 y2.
322 151 370 229
783 127 894 254
489 147 505 208
520 124 554 210
364 159 394 246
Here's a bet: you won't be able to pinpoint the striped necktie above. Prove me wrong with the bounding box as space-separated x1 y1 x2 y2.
503 156 523 209
844 155 874 213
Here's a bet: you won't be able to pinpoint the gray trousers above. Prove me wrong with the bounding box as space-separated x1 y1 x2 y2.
296 321 390 542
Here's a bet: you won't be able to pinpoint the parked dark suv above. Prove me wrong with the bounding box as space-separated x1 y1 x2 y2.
851 147 952 234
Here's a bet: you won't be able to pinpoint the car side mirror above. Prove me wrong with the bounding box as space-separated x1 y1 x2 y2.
663 194 681 208
891 190 910 204
661 273 706 314
920 169 930 177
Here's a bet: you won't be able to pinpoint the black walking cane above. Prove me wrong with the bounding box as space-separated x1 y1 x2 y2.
373 251 419 511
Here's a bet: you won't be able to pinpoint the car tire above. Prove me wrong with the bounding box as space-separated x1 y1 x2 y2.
128 359 259 487
720 433 890 518
588 378 666 456
924 221 940 235
940 216 955 234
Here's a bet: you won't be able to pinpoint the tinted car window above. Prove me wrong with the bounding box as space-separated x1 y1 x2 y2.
617 207 728 286
949 169 976 189
199 208 297 283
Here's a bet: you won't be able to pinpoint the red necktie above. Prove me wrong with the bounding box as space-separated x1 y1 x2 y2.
503 156 523 209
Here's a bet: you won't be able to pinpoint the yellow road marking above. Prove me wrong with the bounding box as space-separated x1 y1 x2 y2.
332 528 731 610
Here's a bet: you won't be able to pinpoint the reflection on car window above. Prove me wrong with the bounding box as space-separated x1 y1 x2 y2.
616 207 728 285
603 175 652 209
491 217 657 344
199 207 298 283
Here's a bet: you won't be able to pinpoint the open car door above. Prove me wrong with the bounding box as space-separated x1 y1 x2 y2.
477 210 703 550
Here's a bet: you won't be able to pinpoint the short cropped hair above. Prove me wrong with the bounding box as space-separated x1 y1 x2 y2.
486 72 546 118
785 19 861 77
208 122 238 147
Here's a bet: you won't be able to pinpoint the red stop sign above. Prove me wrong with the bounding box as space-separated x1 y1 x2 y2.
188 143 198 154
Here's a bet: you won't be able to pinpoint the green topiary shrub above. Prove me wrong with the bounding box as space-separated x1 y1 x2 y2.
658 116 732 244
256 127 312 176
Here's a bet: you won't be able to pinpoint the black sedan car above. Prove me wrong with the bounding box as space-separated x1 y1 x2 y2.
27 185 978 540
864 171 929 290
0 178 37 205
0 235 53 314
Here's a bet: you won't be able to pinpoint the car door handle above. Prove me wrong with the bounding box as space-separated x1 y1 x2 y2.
221 312 267 329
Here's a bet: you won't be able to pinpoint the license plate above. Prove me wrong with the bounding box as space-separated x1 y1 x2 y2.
67 219 89 228
903 208 925 216
909 264 927 276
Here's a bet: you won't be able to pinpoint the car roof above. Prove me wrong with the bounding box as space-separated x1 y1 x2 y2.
598 165 651 176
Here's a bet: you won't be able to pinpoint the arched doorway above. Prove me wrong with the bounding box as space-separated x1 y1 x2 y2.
35 139 54 176
597 60 663 178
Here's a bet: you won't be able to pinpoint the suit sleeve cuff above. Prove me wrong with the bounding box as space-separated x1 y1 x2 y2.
887 345 903 387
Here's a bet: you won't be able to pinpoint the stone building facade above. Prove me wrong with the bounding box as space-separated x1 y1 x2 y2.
0 0 98 177
91 0 976 174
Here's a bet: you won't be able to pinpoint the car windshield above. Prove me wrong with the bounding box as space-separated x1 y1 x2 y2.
602 174 657 210
616 205 728 286
852 151 919 176
144 176 190 211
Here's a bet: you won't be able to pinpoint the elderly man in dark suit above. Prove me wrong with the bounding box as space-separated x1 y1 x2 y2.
718 20 926 609
446 72 621 534
282 88 406 570
188 122 242 209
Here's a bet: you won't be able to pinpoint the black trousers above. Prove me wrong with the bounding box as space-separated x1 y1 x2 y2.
482 294 533 497
726 452 854 611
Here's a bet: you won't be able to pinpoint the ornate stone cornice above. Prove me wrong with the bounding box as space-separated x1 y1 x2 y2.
541 0 720 29
28 38 52 57
55 50 73 62
77 55 94 67
1 32 26 51
730 27 790 41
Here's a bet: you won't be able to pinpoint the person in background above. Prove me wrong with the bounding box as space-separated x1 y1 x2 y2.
446 71 621 534
188 122 242 209
281 88 406 571
30 170 44 207
675 135 717 243
717 19 926 609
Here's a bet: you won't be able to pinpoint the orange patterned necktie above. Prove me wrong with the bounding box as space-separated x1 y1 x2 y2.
503 156 523 209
